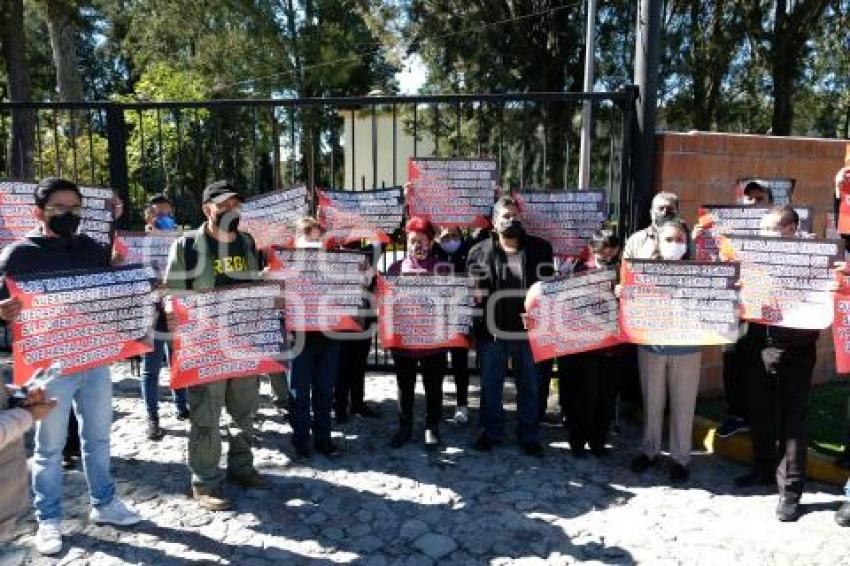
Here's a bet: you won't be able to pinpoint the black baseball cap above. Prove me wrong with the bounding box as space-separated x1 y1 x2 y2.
743 180 773 202
147 193 173 207
202 180 244 204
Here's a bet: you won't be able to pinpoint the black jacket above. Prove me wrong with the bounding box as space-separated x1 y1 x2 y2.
0 229 111 299
747 322 820 350
467 232 555 340
433 238 471 275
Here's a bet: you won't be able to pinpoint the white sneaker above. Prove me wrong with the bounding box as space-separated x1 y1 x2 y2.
34 519 62 556
424 429 440 447
453 406 469 425
90 498 142 526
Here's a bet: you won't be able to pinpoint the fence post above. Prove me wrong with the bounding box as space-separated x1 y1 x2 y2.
105 104 130 229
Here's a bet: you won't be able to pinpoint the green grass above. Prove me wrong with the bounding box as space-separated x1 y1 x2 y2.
696 381 850 456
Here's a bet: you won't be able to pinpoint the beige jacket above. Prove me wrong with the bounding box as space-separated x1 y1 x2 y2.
0 385 31 540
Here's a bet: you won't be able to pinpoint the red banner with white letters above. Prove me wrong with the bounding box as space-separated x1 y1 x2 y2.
7 265 156 384
168 283 285 389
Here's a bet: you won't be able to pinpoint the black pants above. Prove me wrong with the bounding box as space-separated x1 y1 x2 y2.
723 335 749 419
564 352 620 449
392 351 447 431
448 348 470 407
747 340 816 500
334 335 372 416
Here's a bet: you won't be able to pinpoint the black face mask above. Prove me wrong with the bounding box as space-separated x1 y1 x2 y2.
47 212 81 239
497 218 524 239
214 210 240 233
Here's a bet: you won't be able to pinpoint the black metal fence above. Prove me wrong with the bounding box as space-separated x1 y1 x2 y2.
0 90 638 370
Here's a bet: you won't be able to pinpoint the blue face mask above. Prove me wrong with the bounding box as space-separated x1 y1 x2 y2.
154 214 177 231
440 239 461 254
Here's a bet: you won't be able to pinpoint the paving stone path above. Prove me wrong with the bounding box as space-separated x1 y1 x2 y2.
2 363 849 565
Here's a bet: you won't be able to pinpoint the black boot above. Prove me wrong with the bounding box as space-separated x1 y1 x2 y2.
389 422 413 449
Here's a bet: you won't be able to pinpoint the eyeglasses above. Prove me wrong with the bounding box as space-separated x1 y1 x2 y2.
44 205 83 216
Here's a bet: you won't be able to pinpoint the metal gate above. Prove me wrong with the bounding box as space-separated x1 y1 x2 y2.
0 90 638 370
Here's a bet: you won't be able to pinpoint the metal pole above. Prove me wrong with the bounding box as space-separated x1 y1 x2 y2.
632 0 662 227
578 0 597 190
105 104 130 229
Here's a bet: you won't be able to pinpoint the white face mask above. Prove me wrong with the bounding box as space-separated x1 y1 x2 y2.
659 242 687 260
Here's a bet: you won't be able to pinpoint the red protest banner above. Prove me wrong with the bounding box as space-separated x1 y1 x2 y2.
241 186 310 250
619 260 740 346
168 283 285 389
78 185 116 246
0 181 38 252
723 235 843 330
838 166 850 235
268 248 368 332
525 269 621 362
833 288 850 374
513 189 608 259
7 265 156 384
113 231 179 276
317 187 402 244
376 274 473 350
407 158 496 228
0 181 116 252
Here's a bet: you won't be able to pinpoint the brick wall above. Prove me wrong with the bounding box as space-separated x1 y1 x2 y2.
653 131 850 396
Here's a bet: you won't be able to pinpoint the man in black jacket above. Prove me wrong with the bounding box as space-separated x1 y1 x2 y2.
734 205 821 522
0 178 140 555
467 196 554 457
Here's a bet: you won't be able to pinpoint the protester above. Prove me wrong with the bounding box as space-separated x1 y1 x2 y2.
0 383 56 540
623 192 683 260
625 218 701 484
0 177 141 555
834 260 850 527
733 205 822 522
386 217 450 449
144 193 180 232
467 196 554 457
287 217 342 459
334 239 380 424
562 229 623 458
712 180 775 439
434 226 473 424
739 180 774 206
164 180 269 512
139 194 189 441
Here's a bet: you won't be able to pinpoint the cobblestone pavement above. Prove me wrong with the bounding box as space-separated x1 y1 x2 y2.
2 363 849 565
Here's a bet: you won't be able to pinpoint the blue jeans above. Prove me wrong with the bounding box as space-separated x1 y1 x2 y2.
478 339 542 443
140 338 188 420
32 366 115 521
288 338 341 449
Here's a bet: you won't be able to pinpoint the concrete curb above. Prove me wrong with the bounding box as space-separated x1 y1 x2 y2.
693 415 850 487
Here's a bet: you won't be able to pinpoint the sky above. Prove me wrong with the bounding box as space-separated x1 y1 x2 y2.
396 53 427 94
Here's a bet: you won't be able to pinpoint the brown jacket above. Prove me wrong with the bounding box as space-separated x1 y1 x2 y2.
0 385 31 540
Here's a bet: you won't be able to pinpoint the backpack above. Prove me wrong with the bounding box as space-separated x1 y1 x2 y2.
181 230 261 290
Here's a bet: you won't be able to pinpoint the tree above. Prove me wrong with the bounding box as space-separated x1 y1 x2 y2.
0 0 35 177
660 1 748 131
403 0 589 187
40 0 84 102
743 0 833 135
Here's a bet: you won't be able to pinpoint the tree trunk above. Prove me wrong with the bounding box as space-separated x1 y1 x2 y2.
770 55 796 136
44 0 83 102
1 0 35 178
